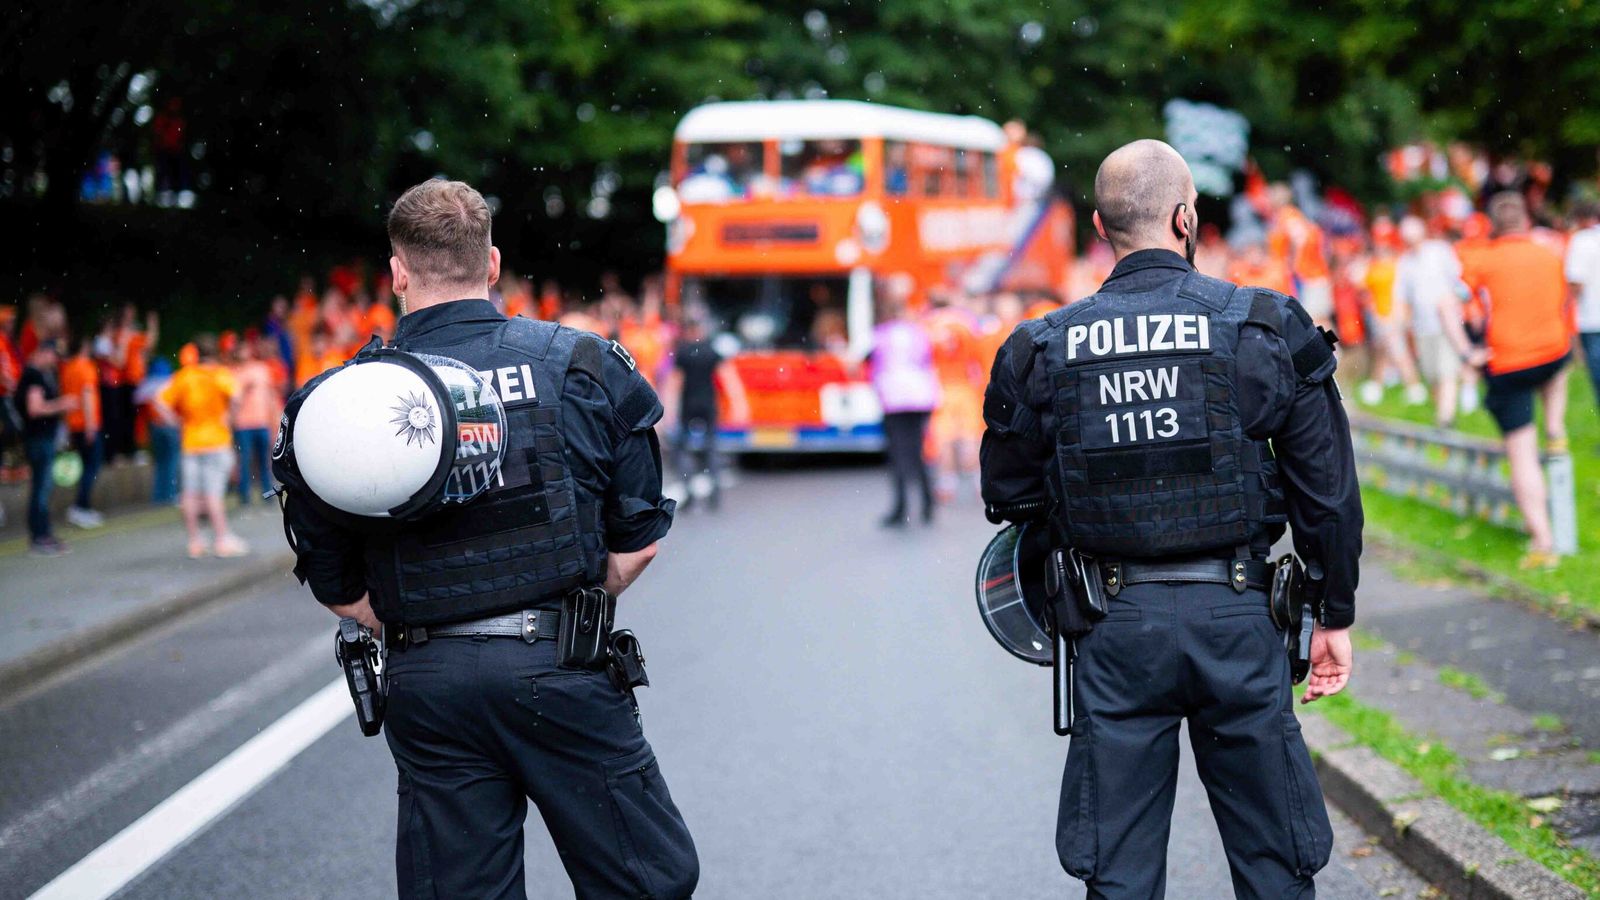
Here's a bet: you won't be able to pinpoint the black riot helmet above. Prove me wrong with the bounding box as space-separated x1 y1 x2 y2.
272 345 507 526
974 521 1055 666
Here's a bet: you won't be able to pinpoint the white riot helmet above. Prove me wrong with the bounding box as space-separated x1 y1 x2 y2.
276 347 507 522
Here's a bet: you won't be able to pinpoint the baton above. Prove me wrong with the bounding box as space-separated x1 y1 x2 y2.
1053 626 1074 737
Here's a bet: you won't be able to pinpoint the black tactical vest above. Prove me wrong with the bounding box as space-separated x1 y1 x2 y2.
384 317 608 626
1041 272 1286 558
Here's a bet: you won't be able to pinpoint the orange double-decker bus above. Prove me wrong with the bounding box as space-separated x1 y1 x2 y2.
658 99 1073 452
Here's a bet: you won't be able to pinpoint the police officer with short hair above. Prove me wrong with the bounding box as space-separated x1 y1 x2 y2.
981 141 1360 899
279 178 698 899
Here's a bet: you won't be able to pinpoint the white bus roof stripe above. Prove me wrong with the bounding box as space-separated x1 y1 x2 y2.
675 100 1007 151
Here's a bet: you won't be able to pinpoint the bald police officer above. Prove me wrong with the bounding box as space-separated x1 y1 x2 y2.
280 179 697 899
981 141 1361 898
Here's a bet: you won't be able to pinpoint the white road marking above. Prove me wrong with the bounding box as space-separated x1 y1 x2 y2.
28 677 351 900
0 634 329 858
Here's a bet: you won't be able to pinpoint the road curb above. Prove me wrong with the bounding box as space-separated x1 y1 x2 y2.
0 551 294 700
1302 715 1585 900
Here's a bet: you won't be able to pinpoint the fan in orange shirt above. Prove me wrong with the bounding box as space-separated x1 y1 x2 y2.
1023 295 1062 319
1266 183 1333 325
287 277 320 368
559 297 609 337
1452 193 1572 568
1359 217 1425 406
155 333 248 559
354 291 397 345
1227 240 1295 297
618 307 667 387
923 290 985 502
60 335 106 526
294 326 348 387
976 292 1025 392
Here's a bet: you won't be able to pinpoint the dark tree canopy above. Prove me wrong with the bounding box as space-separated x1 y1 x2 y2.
4 0 1597 291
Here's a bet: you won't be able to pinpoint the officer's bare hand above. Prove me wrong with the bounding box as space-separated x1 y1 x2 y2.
328 594 382 637
603 543 659 597
1300 627 1352 704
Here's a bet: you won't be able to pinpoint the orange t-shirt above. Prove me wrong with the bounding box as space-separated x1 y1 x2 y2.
975 322 1013 391
357 304 396 343
1228 258 1295 297
288 296 319 355
1459 234 1572 375
618 315 667 387
231 360 277 430
123 331 149 385
160 363 238 452
1363 256 1398 319
1268 207 1331 281
1024 299 1062 320
295 350 347 388
924 309 983 387
60 355 101 433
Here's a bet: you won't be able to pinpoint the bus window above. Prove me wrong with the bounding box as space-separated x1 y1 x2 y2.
981 152 1000 198
884 141 911 197
781 139 864 197
685 276 849 351
953 149 972 197
912 144 952 198
679 142 764 202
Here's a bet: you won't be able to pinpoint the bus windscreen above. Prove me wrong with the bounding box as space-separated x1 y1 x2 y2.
684 276 850 352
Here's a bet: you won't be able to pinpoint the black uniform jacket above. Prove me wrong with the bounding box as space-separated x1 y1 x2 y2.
285 299 674 612
981 250 1363 628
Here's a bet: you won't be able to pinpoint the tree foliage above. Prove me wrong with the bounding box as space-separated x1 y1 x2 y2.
5 0 1598 282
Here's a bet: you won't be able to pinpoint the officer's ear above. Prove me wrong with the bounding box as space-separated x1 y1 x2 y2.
1172 203 1190 241
1092 210 1109 243
390 253 409 298
486 246 502 288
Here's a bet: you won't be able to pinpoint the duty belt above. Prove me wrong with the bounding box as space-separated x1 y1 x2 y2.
398 608 562 646
1101 558 1273 596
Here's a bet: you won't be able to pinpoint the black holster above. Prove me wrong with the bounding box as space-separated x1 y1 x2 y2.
1271 554 1316 684
557 587 615 669
1043 548 1108 736
607 630 650 694
335 617 386 737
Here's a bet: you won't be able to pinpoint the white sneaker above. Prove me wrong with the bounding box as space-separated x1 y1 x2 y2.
1358 381 1384 406
1460 384 1480 414
1404 383 1429 406
67 506 105 529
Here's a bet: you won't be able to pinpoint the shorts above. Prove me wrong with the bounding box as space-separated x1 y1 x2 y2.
1484 355 1568 433
181 448 235 498
1414 334 1459 384
1297 278 1333 322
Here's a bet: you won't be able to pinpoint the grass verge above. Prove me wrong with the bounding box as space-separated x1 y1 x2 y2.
1350 363 1599 617
1436 665 1503 703
1307 692 1600 896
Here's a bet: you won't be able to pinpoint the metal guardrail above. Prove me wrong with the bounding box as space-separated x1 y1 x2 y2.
1348 413 1578 556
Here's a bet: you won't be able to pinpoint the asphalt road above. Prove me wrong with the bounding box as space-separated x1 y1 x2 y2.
0 468 1422 899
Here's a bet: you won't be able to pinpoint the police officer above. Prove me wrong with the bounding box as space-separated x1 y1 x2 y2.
280 179 698 899
980 141 1360 899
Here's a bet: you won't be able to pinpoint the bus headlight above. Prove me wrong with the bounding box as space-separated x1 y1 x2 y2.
855 200 890 254
652 185 682 223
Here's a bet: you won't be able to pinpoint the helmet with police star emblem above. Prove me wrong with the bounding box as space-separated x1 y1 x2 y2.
281 346 507 522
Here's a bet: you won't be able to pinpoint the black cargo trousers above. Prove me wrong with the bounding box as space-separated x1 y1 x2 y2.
1056 580 1333 899
383 633 699 900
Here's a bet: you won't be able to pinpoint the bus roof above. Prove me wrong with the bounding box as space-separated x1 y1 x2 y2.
675 100 1007 151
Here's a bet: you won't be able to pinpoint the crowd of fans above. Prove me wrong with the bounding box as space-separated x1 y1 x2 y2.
869 179 1596 568
0 265 702 556
3 177 1594 566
